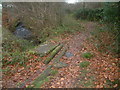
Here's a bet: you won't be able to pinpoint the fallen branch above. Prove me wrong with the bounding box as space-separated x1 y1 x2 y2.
40 44 59 57
29 65 52 88
28 65 58 88
53 46 67 63
43 44 63 64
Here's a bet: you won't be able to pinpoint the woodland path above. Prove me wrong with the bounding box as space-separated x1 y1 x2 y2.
3 21 118 88
41 21 97 88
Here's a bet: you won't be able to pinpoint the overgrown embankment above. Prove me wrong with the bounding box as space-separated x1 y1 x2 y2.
2 2 66 42
73 2 120 57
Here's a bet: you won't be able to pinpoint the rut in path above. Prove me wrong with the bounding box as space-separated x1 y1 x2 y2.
41 22 97 88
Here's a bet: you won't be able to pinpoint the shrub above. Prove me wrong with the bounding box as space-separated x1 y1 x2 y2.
103 3 120 56
74 8 103 21
103 2 119 24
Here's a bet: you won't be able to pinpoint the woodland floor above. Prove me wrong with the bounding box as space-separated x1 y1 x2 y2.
41 21 119 88
2 21 119 88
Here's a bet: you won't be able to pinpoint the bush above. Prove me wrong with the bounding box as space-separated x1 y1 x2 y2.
103 2 119 24
74 2 120 56
103 2 120 56
74 8 103 21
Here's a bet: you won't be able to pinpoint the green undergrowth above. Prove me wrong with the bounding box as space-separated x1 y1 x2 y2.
73 2 120 58
104 79 119 88
90 23 119 57
50 15 82 37
74 8 103 21
77 68 95 88
79 61 90 68
84 80 94 88
31 76 50 88
82 52 93 59
28 68 58 88
80 69 95 88
3 28 34 52
2 28 38 74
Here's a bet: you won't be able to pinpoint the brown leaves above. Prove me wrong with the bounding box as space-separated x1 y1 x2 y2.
60 78 64 81
2 52 48 88
2 21 119 88
81 37 119 88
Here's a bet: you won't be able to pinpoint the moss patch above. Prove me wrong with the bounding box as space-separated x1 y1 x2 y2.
84 80 94 88
79 61 90 68
105 79 119 88
50 70 58 75
28 66 58 88
82 52 93 59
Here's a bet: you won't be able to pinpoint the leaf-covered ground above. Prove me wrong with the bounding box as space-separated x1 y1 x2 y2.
2 21 119 88
41 21 119 88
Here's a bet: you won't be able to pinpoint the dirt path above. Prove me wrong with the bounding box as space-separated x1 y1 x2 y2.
3 21 118 88
41 21 119 88
41 21 97 88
